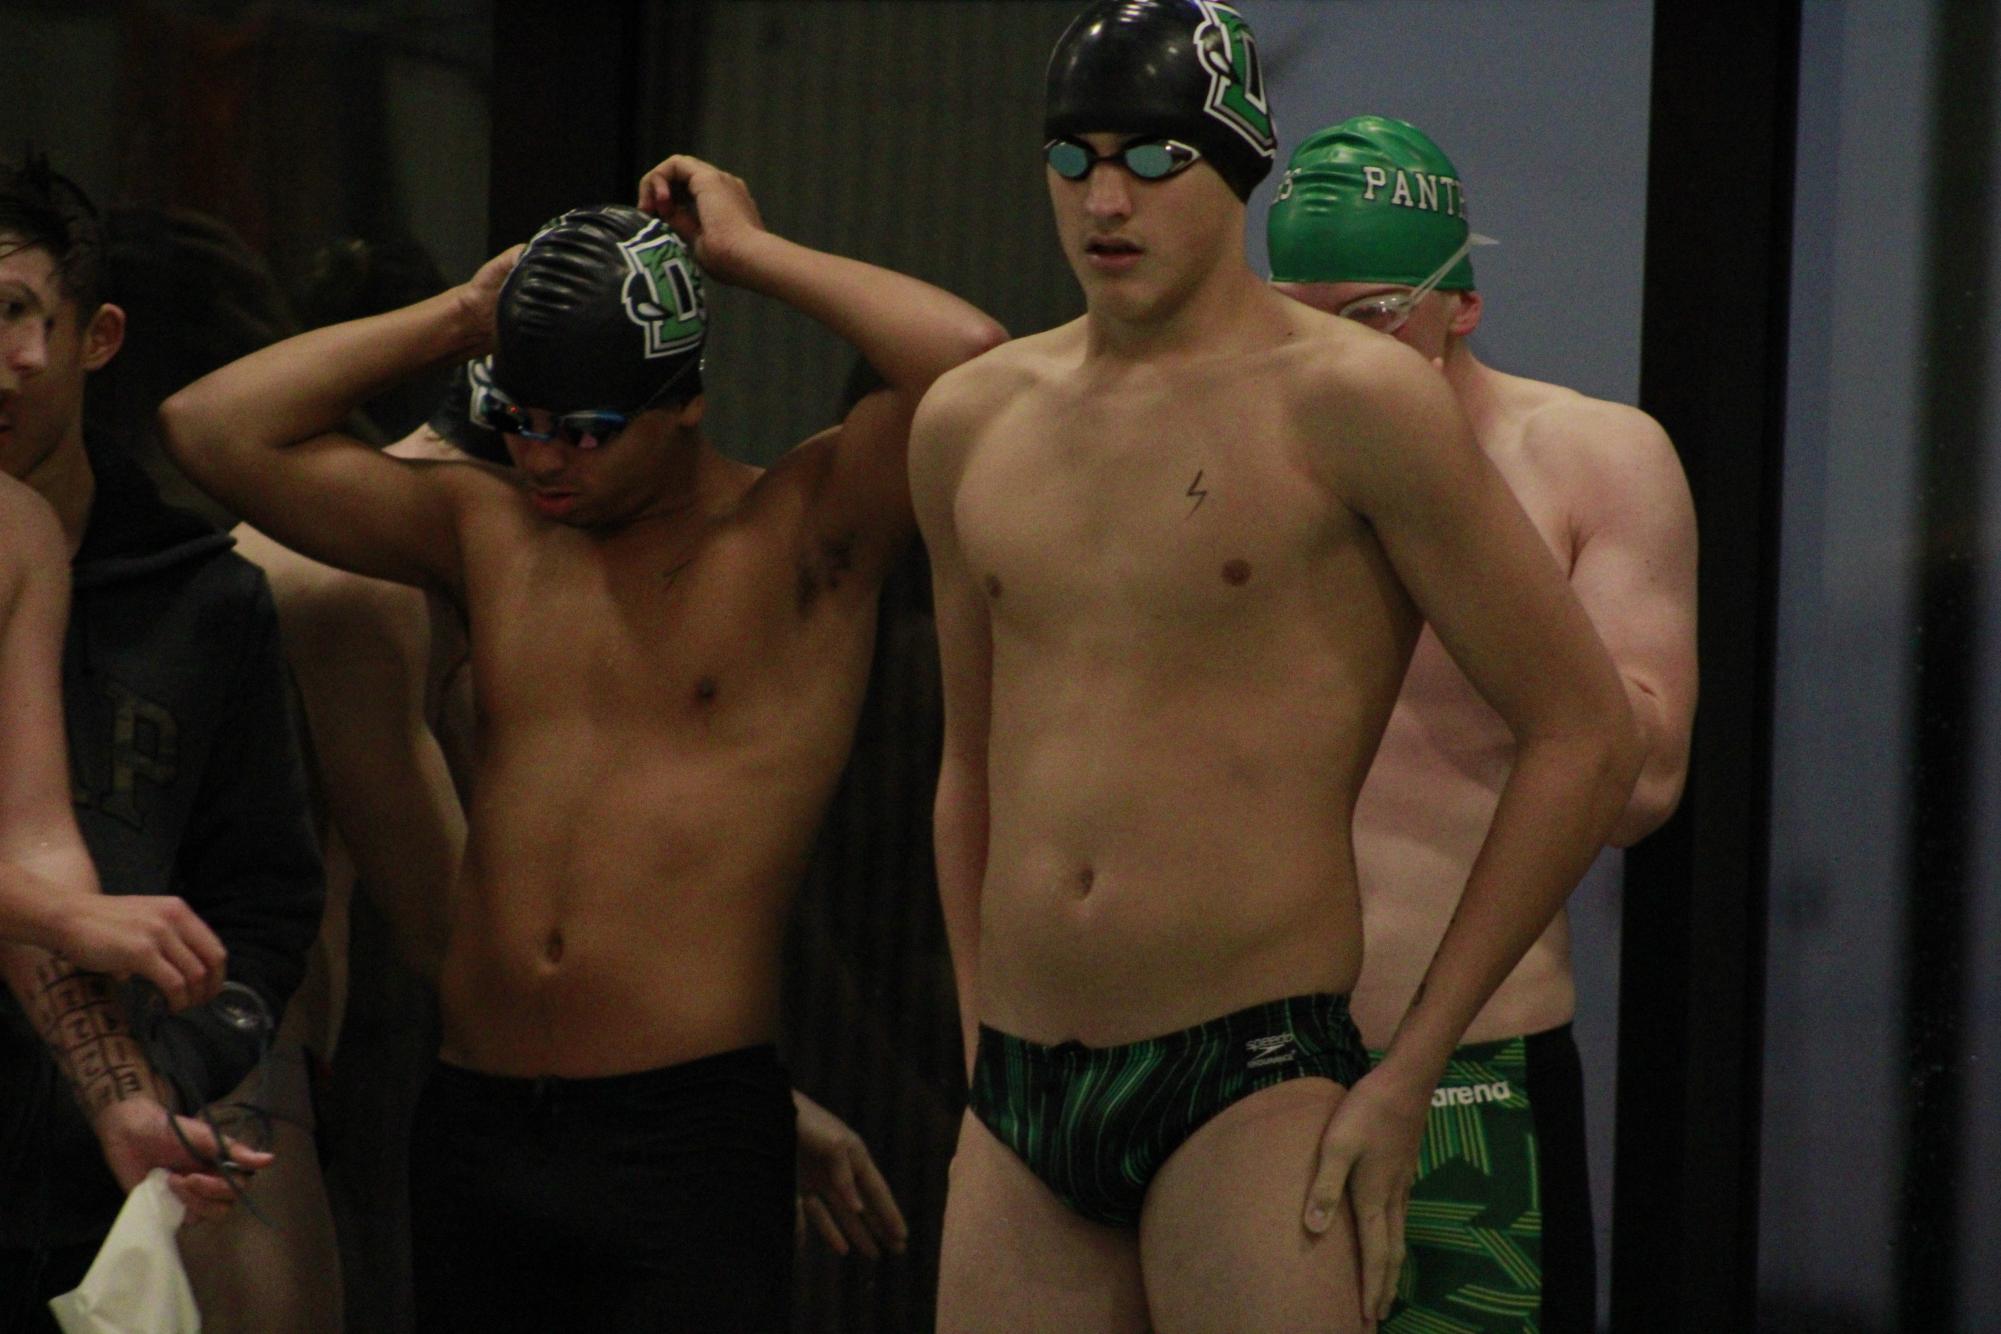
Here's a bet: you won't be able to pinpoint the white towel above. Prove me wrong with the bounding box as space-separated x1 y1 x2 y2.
47 1168 201 1333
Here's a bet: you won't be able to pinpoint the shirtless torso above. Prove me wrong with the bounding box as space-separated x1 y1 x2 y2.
951 314 1416 1047
1351 362 1696 1044
433 430 886 1075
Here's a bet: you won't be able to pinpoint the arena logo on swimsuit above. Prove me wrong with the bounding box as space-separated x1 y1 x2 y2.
618 222 707 360
1431 1079 1513 1109
1358 167 1468 220
1191 1 1274 158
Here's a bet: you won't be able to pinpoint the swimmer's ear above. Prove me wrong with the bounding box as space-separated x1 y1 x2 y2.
1446 290 1483 338
81 302 126 372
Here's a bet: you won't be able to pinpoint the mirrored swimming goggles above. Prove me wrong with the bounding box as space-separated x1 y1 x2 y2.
468 357 694 451
1044 137 1203 183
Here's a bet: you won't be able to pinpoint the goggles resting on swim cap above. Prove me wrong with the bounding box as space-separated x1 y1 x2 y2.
1044 0 1276 203
1045 136 1202 183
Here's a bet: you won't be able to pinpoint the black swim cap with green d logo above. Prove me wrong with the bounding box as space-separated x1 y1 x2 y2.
492 203 707 415
1045 0 1276 202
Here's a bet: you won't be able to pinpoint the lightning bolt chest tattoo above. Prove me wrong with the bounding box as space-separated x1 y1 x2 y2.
1185 468 1210 517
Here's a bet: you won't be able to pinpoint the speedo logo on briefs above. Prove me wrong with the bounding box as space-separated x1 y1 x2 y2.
1432 1080 1513 1108
1358 167 1468 220
1245 1034 1298 1069
618 221 707 359
1191 1 1275 158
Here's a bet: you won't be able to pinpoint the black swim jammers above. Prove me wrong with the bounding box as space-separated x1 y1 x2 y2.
969 992 1367 1228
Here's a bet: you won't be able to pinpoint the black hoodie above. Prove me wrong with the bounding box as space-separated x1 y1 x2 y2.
0 441 324 1250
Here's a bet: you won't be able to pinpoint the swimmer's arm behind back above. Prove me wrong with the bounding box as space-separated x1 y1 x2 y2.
909 360 1000 1081
1546 400 1698 845
158 249 522 598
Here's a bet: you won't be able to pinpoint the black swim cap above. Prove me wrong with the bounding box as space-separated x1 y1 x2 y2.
1045 0 1276 202
492 204 707 414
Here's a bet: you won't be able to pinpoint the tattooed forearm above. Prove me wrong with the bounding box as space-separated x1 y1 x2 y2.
20 957 169 1118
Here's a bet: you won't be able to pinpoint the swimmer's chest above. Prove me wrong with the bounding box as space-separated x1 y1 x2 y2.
461 516 872 728
956 399 1358 628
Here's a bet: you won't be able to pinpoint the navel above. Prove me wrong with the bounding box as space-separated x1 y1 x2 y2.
544 927 565 965
1075 865 1096 898
1222 559 1253 586
694 675 719 704
985 573 1004 600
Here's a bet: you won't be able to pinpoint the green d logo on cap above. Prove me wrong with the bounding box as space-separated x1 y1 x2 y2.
1268 114 1476 289
619 220 706 361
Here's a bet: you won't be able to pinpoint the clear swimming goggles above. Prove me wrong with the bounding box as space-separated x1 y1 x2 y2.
1335 233 1499 335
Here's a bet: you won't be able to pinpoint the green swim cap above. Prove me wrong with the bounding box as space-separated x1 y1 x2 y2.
1267 115 1475 289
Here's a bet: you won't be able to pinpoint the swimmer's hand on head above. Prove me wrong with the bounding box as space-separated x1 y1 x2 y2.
792 1089 909 1260
637 154 770 288
451 244 525 355
1302 1060 1433 1324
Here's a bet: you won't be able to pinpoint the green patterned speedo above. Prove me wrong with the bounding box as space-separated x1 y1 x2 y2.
971 993 1367 1228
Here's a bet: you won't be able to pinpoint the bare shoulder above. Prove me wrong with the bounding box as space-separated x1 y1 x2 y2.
910 323 1074 504
920 322 1073 433
1514 382 1690 518
1275 307 1471 494
1520 382 1677 466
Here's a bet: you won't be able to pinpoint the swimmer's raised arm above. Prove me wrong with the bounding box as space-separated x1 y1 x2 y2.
640 153 1006 542
159 247 523 595
1296 340 1641 1302
908 358 1005 1078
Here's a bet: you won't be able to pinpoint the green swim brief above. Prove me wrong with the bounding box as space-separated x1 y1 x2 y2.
970 992 1368 1228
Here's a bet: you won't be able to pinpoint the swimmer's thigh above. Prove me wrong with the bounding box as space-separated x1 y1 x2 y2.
1139 1077 1364 1334
179 1117 342 1334
936 1111 1149 1334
